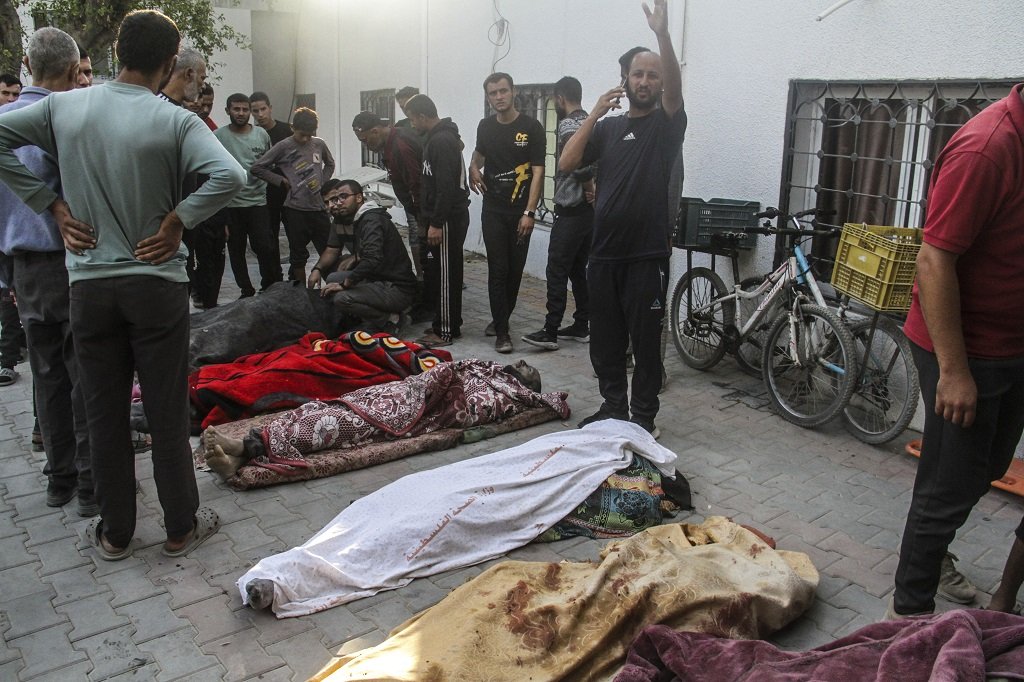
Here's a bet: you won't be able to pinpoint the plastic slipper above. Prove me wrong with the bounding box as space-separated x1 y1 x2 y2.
85 517 133 561
162 506 219 557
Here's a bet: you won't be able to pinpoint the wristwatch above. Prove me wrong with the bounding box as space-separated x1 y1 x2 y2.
523 210 536 219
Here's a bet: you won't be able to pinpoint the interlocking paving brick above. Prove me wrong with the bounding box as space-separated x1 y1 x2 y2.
2 589 64 639
19 660 93 681
0 563 44 601
175 596 252 645
146 559 225 610
333 629 387 657
355 594 417 634
219 518 276 554
393 577 450 614
265 629 336 681
0 535 38 571
770 614 836 651
116 594 190 644
305 607 376 649
8 624 87 679
42 565 107 607
72 624 152 680
57 592 131 642
242 607 312 649
198 627 285 682
97 564 167 608
136 627 221 681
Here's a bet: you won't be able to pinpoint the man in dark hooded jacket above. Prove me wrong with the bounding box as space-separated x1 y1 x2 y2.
405 94 471 347
307 179 416 334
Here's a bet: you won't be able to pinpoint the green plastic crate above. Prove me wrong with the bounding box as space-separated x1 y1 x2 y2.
672 197 759 250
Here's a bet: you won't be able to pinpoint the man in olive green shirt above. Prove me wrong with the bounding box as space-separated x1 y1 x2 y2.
214 92 278 297
0 10 244 560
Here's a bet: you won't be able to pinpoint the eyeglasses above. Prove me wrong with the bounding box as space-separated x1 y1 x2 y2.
326 193 358 204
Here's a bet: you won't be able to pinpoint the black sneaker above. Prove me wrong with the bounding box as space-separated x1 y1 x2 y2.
485 321 497 337
630 417 661 440
521 329 559 351
495 334 513 354
46 483 76 508
577 408 628 429
557 323 590 343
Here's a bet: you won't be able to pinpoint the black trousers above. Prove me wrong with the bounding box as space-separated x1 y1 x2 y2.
192 213 228 308
0 286 24 368
544 208 592 332
283 208 331 279
226 205 280 295
12 252 91 496
587 258 669 421
70 276 198 547
266 203 288 280
425 208 469 340
894 342 1024 613
481 210 531 335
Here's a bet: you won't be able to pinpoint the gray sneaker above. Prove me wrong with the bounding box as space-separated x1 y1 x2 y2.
937 552 977 604
495 334 513 354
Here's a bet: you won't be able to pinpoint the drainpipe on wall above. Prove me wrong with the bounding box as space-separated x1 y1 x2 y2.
816 0 859 21
420 0 429 94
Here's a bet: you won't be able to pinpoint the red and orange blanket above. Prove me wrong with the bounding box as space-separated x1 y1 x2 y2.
189 331 452 430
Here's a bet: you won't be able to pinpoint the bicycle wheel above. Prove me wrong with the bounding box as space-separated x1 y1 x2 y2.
842 317 919 444
762 303 859 428
734 275 784 377
670 267 733 370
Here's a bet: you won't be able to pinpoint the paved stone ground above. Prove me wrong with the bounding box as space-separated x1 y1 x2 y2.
1 246 1022 680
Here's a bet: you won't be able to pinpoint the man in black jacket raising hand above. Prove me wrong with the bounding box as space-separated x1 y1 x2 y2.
406 94 471 348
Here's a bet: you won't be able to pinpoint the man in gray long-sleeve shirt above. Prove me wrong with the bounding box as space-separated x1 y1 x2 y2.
0 10 244 560
252 106 335 283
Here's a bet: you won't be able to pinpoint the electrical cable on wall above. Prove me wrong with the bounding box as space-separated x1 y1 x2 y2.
489 0 511 71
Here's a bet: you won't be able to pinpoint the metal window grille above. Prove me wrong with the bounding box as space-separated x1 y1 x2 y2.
359 88 397 168
484 83 558 223
780 79 1016 264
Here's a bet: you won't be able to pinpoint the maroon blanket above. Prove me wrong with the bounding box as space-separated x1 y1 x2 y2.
615 610 1024 682
189 331 452 430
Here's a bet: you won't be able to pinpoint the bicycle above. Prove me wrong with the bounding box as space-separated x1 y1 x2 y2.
671 207 860 428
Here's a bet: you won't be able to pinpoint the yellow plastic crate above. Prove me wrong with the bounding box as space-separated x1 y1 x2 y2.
830 223 922 312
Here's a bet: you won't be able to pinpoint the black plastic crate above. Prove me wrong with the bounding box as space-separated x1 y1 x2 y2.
672 197 759 250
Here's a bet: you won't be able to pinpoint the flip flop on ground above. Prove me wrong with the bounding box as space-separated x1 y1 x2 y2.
85 517 133 561
162 507 220 557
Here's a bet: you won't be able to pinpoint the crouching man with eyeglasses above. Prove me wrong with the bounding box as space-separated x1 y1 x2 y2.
307 179 417 335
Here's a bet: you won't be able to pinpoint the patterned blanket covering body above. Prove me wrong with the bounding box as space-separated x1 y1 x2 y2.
312 517 819 681
262 358 569 461
194 359 570 490
189 331 452 429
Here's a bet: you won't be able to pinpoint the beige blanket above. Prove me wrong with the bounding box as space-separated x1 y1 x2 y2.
312 516 818 682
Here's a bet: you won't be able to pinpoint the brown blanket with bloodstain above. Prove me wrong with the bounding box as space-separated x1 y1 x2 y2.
311 517 818 682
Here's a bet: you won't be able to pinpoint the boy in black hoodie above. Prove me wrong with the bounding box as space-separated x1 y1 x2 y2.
406 95 471 347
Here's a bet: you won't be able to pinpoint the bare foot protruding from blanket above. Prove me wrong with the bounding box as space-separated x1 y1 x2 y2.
203 426 246 480
246 579 275 610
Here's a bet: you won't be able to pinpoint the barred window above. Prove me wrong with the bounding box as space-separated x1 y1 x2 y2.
359 88 397 168
780 80 1016 264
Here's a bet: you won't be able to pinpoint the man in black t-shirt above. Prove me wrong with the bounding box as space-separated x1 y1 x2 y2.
560 0 686 436
251 91 292 281
470 72 546 354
